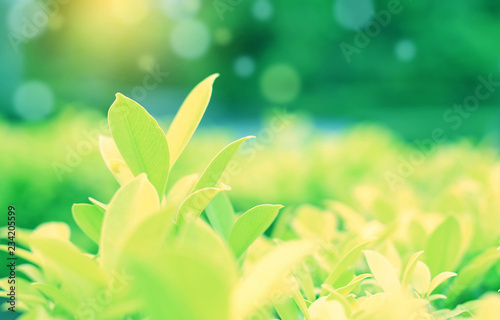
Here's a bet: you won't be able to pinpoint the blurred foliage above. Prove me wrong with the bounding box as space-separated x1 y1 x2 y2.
2 110 500 254
1 90 499 319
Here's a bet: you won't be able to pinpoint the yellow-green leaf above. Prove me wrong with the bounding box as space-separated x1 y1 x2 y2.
30 237 106 287
175 184 231 226
273 295 299 320
166 74 218 168
424 216 462 275
205 192 235 241
228 204 283 258
192 136 253 192
411 261 431 295
72 203 104 244
99 135 134 185
427 272 456 296
308 297 348 320
88 197 108 213
32 283 78 314
321 240 372 295
108 93 169 196
99 174 160 271
336 274 371 296
233 240 315 319
401 251 424 289
128 223 236 320
363 250 401 294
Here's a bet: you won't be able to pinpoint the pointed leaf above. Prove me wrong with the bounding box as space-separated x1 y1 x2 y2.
192 136 253 192
402 251 424 289
108 94 169 196
72 204 104 244
273 295 299 320
32 283 78 314
363 250 401 294
88 197 108 213
228 204 283 258
99 135 134 185
233 241 315 319
205 192 235 240
427 272 456 296
424 216 462 275
321 240 372 295
411 261 431 295
336 274 372 296
166 74 218 168
175 184 231 226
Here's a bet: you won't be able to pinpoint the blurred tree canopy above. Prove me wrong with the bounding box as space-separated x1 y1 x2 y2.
1 0 500 138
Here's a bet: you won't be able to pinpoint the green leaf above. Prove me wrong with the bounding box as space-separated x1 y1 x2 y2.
175 184 231 226
166 74 219 168
401 251 424 289
273 295 299 320
289 279 311 320
88 197 108 213
192 136 253 192
363 250 401 294
30 237 106 288
228 204 283 258
336 273 371 296
411 261 431 295
108 93 170 196
99 135 134 185
163 174 199 213
123 205 176 258
233 241 315 319
128 223 236 320
321 240 372 295
424 216 462 275
31 222 70 240
0 245 40 265
72 204 104 244
205 192 235 241
447 248 500 302
294 264 316 302
32 283 78 314
99 174 160 271
308 297 348 320
291 205 337 242
427 272 456 296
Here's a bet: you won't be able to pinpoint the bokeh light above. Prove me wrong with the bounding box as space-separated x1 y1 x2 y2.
0 49 24 113
334 0 374 30
13 81 54 121
395 39 417 62
7 0 48 40
110 0 151 26
214 28 232 46
161 0 200 21
260 64 301 104
234 56 255 78
252 0 273 21
170 20 211 60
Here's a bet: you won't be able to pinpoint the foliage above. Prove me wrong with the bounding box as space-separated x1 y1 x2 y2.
1 75 499 319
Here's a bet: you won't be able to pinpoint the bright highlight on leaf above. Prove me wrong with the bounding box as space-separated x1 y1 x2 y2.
166 73 219 168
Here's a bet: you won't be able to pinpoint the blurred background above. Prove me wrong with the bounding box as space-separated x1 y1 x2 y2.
1 0 500 246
